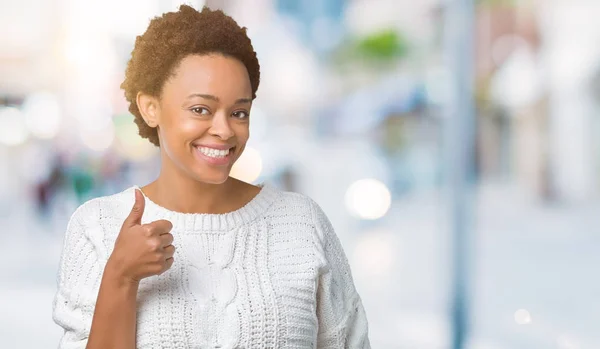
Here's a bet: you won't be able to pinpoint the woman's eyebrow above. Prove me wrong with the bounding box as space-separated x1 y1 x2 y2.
234 98 252 105
186 94 252 105
186 93 219 101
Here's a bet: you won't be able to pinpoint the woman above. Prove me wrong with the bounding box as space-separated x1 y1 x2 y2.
52 5 370 349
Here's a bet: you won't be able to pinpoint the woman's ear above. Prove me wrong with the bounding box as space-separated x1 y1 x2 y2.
136 91 160 128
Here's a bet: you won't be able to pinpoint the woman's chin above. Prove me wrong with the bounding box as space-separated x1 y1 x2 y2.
191 168 231 185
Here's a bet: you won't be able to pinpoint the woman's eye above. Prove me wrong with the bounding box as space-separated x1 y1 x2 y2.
233 111 249 119
191 107 209 115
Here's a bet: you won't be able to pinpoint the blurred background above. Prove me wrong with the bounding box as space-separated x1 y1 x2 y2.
1 0 599 348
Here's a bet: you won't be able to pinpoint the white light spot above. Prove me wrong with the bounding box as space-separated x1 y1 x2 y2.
490 44 543 109
22 92 62 139
491 34 528 67
261 41 320 115
80 122 115 152
514 309 532 325
345 179 391 220
230 146 262 183
0 107 29 146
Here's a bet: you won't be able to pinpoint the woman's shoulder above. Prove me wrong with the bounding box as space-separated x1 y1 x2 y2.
267 186 329 227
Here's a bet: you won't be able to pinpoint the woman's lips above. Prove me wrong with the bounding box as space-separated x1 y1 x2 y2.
193 145 235 166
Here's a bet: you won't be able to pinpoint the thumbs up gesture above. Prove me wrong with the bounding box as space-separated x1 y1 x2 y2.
108 189 175 283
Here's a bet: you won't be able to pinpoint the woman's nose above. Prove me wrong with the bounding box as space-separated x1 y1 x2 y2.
208 113 235 139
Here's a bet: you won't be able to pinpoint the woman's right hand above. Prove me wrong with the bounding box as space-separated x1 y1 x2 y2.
107 189 175 283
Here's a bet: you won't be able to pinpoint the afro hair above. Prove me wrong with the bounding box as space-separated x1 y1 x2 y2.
120 5 260 147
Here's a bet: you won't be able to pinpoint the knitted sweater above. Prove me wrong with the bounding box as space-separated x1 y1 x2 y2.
52 183 370 349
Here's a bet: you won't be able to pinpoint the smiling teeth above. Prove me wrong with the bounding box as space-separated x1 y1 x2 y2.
197 146 230 158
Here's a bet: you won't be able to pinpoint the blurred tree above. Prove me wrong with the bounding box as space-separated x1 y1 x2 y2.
333 28 409 67
355 29 408 61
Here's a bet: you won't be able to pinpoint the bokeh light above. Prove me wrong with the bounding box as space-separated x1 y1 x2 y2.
22 92 62 139
514 309 532 325
345 178 392 220
230 146 263 183
79 122 115 152
0 107 29 146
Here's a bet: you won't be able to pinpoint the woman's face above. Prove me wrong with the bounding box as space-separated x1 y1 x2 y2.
145 54 253 185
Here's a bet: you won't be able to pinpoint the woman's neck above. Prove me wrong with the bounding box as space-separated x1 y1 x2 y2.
141 175 240 215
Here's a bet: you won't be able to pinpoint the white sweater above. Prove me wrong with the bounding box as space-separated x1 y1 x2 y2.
52 183 370 349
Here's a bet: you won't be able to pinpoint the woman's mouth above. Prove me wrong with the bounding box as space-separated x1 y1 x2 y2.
193 145 235 166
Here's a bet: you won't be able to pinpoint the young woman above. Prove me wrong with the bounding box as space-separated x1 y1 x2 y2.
52 5 370 349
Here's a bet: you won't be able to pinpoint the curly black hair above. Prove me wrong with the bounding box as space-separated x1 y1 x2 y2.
120 5 261 147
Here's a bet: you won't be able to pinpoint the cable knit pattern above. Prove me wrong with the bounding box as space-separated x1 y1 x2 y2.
52 183 370 349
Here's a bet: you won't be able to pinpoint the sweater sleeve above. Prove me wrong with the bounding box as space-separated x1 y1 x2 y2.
309 198 371 349
52 199 107 349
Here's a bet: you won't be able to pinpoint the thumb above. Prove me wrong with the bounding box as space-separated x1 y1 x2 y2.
125 189 145 227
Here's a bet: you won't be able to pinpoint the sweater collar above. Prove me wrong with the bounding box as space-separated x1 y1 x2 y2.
128 182 279 233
